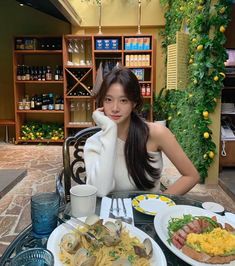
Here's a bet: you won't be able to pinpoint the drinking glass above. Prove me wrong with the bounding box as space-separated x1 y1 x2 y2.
31 192 59 237
10 248 54 266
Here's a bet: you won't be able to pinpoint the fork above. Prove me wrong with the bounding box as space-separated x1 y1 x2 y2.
57 215 97 242
108 196 132 224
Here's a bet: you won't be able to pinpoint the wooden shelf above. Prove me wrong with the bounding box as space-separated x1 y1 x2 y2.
65 65 92 68
14 50 62 54
67 123 93 128
66 96 92 99
17 139 64 143
125 66 152 68
94 50 122 53
16 80 63 84
17 110 64 113
124 50 152 53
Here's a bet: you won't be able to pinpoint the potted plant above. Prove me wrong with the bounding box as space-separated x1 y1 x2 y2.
153 87 168 126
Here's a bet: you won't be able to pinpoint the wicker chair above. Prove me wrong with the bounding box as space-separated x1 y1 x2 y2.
56 126 101 204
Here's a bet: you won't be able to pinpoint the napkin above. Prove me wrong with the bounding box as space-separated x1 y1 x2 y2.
100 196 134 224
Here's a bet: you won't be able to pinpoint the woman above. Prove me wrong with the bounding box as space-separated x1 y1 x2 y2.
84 67 199 197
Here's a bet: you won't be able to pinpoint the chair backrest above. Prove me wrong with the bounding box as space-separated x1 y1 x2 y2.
57 126 101 203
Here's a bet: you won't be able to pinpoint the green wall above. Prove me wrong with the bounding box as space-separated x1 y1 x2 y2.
0 0 70 140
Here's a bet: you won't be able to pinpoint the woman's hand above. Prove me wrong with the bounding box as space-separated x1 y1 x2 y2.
92 108 116 130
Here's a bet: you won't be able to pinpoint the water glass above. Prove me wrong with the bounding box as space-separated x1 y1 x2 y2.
31 192 59 237
10 248 54 266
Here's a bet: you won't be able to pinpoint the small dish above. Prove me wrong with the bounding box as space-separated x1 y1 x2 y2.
132 194 176 216
202 201 224 214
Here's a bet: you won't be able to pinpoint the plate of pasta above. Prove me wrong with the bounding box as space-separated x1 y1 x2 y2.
47 216 167 266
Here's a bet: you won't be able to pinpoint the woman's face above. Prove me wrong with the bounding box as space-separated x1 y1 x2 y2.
103 82 135 125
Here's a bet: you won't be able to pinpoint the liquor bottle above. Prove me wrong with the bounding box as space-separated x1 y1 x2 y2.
141 84 146 96
30 95 36 110
42 94 48 110
60 97 64 110
41 66 46 81
38 66 42 81
59 66 63 80
35 95 42 110
30 66 35 81
146 84 151 96
48 93 54 110
54 95 60 110
54 65 59 81
34 67 38 81
25 66 30 81
46 66 52 81
17 65 22 80
21 65 26 81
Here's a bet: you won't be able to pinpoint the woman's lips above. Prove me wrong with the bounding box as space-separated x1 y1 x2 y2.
110 115 121 120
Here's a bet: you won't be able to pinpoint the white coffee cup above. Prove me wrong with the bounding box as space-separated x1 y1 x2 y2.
70 184 97 217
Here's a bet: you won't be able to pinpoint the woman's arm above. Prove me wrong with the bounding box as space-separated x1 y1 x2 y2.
151 123 200 195
84 109 117 197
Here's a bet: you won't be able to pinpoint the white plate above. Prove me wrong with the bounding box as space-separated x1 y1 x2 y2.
132 194 176 216
47 218 167 266
154 205 235 266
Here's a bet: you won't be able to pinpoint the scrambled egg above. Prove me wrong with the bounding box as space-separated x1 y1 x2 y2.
186 228 235 256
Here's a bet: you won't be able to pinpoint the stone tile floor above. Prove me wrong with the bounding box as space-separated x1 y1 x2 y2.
0 142 235 257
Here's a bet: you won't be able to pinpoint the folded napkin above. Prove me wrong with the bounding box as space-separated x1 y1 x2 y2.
100 196 134 224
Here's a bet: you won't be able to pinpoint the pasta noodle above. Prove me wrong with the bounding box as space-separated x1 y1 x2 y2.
59 226 151 266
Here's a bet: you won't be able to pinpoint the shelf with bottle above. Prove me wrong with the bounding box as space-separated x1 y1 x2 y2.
17 94 64 112
16 65 63 82
65 68 93 97
68 99 93 128
15 36 62 51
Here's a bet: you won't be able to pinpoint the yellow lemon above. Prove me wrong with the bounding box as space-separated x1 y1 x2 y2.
209 151 215 158
193 79 198 84
189 58 193 64
197 5 203 11
203 154 208 159
192 38 197 42
168 116 172 121
203 132 210 139
189 93 193 98
197 44 203 51
203 111 209 118
220 7 226 14
219 72 225 78
214 76 219 81
220 25 225 33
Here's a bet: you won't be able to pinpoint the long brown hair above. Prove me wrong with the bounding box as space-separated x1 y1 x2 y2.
96 67 160 189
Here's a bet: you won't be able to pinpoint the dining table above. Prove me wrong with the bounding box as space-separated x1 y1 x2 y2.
0 191 212 266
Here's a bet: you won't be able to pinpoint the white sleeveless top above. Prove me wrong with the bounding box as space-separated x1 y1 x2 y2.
114 138 162 192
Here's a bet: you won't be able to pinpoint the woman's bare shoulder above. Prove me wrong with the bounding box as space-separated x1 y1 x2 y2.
147 122 169 138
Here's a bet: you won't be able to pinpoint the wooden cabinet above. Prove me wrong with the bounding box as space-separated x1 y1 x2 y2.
13 36 64 143
63 34 155 138
13 34 156 142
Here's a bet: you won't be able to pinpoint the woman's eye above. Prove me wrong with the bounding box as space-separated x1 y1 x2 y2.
104 97 111 102
120 98 128 103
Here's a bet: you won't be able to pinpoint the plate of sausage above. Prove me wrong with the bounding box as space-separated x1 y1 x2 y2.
154 205 235 266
